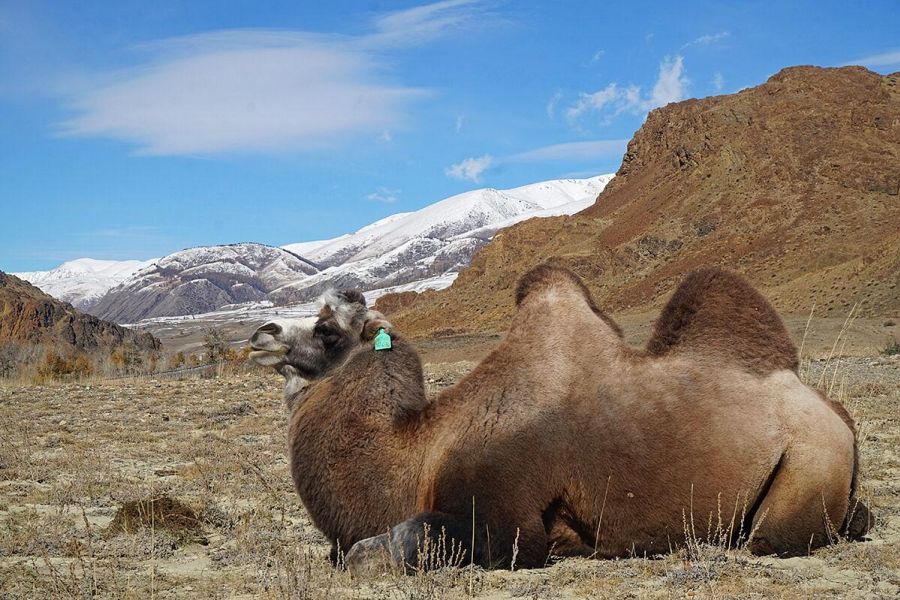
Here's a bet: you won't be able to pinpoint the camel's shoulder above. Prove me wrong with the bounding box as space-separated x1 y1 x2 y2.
645 268 798 375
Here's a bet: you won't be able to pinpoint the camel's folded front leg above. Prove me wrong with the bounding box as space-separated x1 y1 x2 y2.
345 512 486 575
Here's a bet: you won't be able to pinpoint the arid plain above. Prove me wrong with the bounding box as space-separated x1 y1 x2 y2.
1 316 898 599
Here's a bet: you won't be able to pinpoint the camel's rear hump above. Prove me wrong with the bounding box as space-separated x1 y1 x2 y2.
646 268 798 375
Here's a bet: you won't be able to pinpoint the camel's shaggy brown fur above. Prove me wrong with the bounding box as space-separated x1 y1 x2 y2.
252 266 870 571
645 268 798 375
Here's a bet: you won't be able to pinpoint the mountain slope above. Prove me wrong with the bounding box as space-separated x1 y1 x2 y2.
14 258 158 311
391 66 900 337
273 175 614 302
91 243 319 322
0 271 159 351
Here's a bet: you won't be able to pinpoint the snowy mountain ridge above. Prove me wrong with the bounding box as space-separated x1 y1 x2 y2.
272 174 614 304
13 258 159 310
15 174 613 322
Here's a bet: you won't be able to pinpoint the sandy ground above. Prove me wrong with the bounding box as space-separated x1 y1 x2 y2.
1 330 898 598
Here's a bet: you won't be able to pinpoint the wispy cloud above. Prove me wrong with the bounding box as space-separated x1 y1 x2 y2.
367 0 498 47
445 155 494 182
508 140 628 162
566 83 641 123
842 48 900 68
681 31 730 49
455 114 465 133
446 139 627 182
589 49 605 65
565 55 688 127
546 92 563 118
712 72 725 93
366 187 401 203
647 55 688 108
55 1 492 156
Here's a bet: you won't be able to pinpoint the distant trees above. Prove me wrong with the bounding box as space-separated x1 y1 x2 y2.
37 348 93 379
110 342 144 375
167 351 186 370
202 327 229 364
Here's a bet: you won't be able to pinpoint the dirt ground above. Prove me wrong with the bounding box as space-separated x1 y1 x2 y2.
1 321 898 599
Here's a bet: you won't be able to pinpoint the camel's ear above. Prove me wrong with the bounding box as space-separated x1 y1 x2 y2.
337 289 367 307
362 316 393 342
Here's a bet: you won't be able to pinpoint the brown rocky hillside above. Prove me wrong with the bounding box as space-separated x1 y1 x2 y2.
0 271 160 351
390 66 900 337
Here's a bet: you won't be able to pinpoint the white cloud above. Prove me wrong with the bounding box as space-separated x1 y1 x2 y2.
682 31 730 49
842 49 900 68
508 140 628 162
445 155 494 182
565 83 641 122
589 49 605 65
565 55 688 127
366 187 401 203
445 139 627 182
646 55 688 109
712 72 725 93
455 114 465 133
55 1 491 156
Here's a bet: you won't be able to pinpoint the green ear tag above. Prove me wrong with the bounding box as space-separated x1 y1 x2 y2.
374 328 392 351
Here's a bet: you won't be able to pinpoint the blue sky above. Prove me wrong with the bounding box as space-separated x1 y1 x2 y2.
1 0 898 271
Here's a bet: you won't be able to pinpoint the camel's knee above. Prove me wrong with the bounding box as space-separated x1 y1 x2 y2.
346 512 483 575
345 532 401 576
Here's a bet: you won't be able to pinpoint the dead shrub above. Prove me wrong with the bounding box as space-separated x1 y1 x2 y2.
107 495 203 541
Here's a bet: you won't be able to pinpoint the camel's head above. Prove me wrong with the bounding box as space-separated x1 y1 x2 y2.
249 289 388 383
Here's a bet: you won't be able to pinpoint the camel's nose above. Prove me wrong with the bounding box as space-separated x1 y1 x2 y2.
256 321 282 336
250 322 283 349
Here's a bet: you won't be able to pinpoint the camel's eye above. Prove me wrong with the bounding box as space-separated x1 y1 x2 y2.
314 321 335 337
314 321 342 347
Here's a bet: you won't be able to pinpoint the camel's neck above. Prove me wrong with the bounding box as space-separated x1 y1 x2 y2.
287 338 432 550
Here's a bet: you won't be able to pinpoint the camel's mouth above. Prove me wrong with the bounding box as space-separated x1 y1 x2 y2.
249 346 289 366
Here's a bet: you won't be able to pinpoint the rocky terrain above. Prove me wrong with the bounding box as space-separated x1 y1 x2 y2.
0 271 159 353
389 67 900 337
1 343 897 599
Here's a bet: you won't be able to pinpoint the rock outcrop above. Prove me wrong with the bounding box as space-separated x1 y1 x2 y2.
0 271 159 351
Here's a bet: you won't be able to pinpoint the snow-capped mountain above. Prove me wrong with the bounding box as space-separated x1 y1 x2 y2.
285 176 613 267
19 174 613 323
89 243 318 323
274 174 614 303
13 258 158 310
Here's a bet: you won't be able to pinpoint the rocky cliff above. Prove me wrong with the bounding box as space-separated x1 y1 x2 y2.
0 271 159 351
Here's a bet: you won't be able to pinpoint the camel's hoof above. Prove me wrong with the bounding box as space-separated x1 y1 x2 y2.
346 533 402 576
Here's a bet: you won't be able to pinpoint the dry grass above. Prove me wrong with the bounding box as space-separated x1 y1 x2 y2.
1 349 899 598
